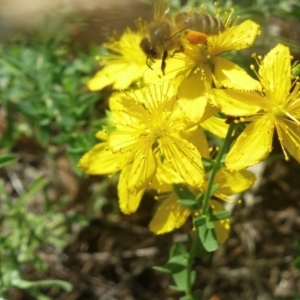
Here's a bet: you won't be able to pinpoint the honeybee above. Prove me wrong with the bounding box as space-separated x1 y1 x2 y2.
140 0 225 74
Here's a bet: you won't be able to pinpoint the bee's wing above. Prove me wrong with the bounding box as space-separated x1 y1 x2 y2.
169 12 192 39
153 0 170 20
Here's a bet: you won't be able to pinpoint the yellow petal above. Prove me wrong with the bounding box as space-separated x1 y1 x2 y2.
198 102 220 123
156 159 184 185
225 116 275 170
151 174 173 193
109 92 142 126
118 165 145 214
200 115 229 139
95 130 109 141
259 44 291 105
87 63 128 91
149 193 191 234
184 126 211 159
109 130 144 153
214 168 256 197
127 143 157 194
132 80 177 112
213 57 261 90
286 89 300 120
143 54 186 84
87 28 146 91
177 69 211 122
160 135 205 187
210 200 230 244
277 119 300 163
210 89 263 116
78 143 131 174
210 20 260 56
113 64 145 89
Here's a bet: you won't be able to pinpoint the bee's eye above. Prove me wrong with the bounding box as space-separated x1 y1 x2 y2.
148 46 159 58
140 38 160 59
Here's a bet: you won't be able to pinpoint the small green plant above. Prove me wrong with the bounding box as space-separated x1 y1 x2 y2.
0 23 103 173
0 153 88 299
0 16 101 299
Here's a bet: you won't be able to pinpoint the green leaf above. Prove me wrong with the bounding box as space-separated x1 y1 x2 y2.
171 267 189 291
170 243 194 292
177 199 200 210
198 222 218 252
35 125 50 148
206 184 219 199
12 276 72 291
194 192 204 206
211 210 231 221
153 253 188 275
189 233 210 259
154 262 185 275
193 215 206 227
292 62 300 78
190 270 196 287
0 154 18 169
174 184 200 209
0 55 33 84
170 242 187 257
169 285 185 292
206 221 215 229
202 157 215 173
171 266 196 293
173 184 196 201
16 177 48 208
0 110 17 148
154 244 188 275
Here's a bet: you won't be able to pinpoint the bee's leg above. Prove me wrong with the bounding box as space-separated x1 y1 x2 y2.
170 44 184 57
161 50 168 75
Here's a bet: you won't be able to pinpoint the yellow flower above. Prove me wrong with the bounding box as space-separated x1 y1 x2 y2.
119 128 205 215
178 18 260 122
149 168 256 244
214 44 300 170
108 82 205 195
79 82 205 214
144 15 260 122
87 27 147 91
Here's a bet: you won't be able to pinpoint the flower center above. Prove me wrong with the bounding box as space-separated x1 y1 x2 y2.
271 104 284 117
151 122 166 138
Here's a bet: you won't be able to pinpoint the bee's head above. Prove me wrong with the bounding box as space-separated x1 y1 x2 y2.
139 37 162 60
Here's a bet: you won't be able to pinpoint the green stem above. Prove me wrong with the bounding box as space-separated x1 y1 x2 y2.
0 248 3 293
201 123 235 215
184 233 198 296
185 255 192 296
